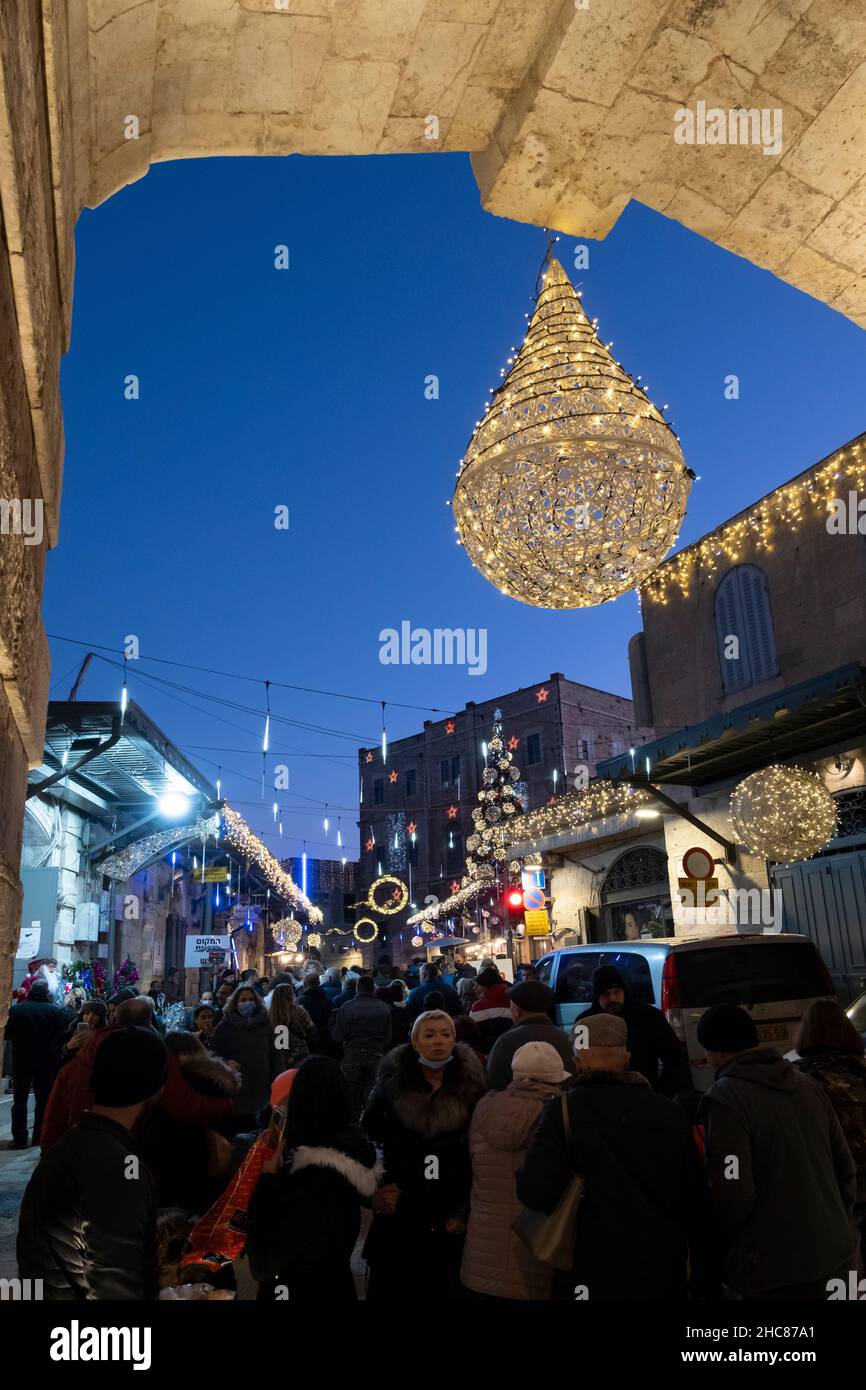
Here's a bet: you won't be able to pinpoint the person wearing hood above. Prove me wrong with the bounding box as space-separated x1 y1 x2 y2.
793 999 866 1238
136 1030 241 1209
487 981 577 1091
697 1003 857 1300
210 985 281 1130
470 967 513 1054
462 1041 570 1300
361 1009 487 1300
247 1056 380 1301
578 964 686 1097
517 1013 717 1300
5 981 70 1149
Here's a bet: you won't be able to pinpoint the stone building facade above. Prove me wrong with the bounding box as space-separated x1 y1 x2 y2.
2 2 866 1030
357 672 651 959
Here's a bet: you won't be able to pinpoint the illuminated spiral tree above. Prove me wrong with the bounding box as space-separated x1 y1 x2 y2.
453 257 692 609
730 765 837 863
464 708 524 889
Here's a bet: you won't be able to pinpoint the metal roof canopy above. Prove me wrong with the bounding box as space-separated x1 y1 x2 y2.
29 700 218 818
597 664 866 788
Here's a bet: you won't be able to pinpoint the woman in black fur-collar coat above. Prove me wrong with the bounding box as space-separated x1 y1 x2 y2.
361 1010 486 1300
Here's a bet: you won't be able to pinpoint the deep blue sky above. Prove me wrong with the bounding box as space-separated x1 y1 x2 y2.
46 152 866 859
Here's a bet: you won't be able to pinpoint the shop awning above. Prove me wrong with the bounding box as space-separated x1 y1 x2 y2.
597 664 866 787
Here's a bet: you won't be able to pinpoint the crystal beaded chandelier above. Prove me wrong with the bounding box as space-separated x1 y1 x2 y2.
453 256 692 608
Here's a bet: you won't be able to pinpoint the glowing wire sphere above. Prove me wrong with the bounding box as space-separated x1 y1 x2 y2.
730 765 837 862
453 259 691 609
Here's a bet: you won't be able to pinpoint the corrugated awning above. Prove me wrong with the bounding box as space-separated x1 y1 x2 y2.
597 664 866 787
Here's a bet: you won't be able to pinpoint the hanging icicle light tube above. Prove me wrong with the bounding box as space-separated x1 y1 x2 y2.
453 258 692 608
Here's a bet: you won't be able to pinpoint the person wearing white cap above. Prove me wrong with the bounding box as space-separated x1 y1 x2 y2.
517 1012 717 1300
460 1041 570 1301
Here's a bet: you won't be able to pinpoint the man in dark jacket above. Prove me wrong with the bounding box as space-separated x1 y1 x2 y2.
5 981 70 1148
697 1004 857 1299
17 1027 167 1299
486 981 577 1090
297 972 335 1053
329 976 393 1117
580 964 686 1096
405 964 461 1022
517 1013 716 1300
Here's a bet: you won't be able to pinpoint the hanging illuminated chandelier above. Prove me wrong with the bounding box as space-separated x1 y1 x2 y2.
452 254 692 608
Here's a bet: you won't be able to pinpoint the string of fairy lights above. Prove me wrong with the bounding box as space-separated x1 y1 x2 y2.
641 437 866 604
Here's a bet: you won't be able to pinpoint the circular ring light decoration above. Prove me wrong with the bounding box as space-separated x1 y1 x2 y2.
452 258 691 609
354 918 380 944
368 875 409 915
730 765 838 863
307 933 322 949
411 935 424 948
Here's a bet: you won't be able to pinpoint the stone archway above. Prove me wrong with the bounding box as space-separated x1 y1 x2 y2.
1 0 865 1017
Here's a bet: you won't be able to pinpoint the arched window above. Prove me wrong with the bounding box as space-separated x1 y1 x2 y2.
714 565 778 694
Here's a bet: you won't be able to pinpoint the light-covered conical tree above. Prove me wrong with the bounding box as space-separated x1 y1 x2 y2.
464 709 523 886
453 257 692 609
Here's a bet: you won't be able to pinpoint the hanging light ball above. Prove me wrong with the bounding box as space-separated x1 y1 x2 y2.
307 933 322 949
453 258 692 608
411 935 424 948
730 764 837 862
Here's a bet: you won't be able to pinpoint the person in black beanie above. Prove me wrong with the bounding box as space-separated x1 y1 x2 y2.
697 1003 857 1300
17 1027 167 1300
578 964 686 1096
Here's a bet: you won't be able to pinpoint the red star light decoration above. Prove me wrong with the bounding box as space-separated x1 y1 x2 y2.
508 735 520 750
536 685 550 703
447 804 458 819
391 887 402 902
365 751 374 763
388 769 399 784
365 836 374 851
445 719 456 734
547 795 556 805
406 821 417 835
450 880 461 895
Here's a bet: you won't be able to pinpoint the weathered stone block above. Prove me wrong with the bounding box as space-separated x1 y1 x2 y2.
391 19 488 119
725 170 833 274
783 61 866 201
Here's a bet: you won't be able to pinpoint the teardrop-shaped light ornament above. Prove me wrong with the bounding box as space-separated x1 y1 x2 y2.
452 258 691 608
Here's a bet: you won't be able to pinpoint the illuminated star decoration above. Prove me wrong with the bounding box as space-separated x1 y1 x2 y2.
406 821 417 835
365 751 374 763
536 686 549 704
450 880 461 895
388 769 399 784
365 836 374 852
447 805 458 819
445 719 456 734
391 887 402 902
508 735 520 750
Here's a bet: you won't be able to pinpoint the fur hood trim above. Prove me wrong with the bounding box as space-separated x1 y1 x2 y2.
289 1146 383 1197
178 1048 242 1095
374 1042 487 1138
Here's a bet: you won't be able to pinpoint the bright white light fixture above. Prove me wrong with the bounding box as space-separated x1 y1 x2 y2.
158 793 191 819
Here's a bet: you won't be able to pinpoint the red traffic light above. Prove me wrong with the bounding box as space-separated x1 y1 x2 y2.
506 888 523 909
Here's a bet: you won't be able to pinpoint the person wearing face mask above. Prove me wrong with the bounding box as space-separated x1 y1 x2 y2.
17 1026 167 1299
211 985 281 1130
361 1009 486 1300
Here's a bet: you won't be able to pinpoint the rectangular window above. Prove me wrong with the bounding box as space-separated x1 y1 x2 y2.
610 737 626 757
446 831 463 869
373 778 384 805
577 735 593 762
440 758 451 787
526 733 542 765
407 838 419 867
405 769 417 798
451 754 461 786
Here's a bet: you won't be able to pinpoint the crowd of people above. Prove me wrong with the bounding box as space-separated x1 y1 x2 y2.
5 949 866 1302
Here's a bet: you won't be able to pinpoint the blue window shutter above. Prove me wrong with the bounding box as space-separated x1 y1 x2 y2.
737 565 778 683
714 570 749 692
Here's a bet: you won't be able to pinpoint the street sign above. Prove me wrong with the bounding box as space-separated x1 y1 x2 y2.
522 887 545 911
521 867 546 892
197 866 228 882
678 877 720 907
524 908 550 936
184 934 230 967
682 846 715 880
